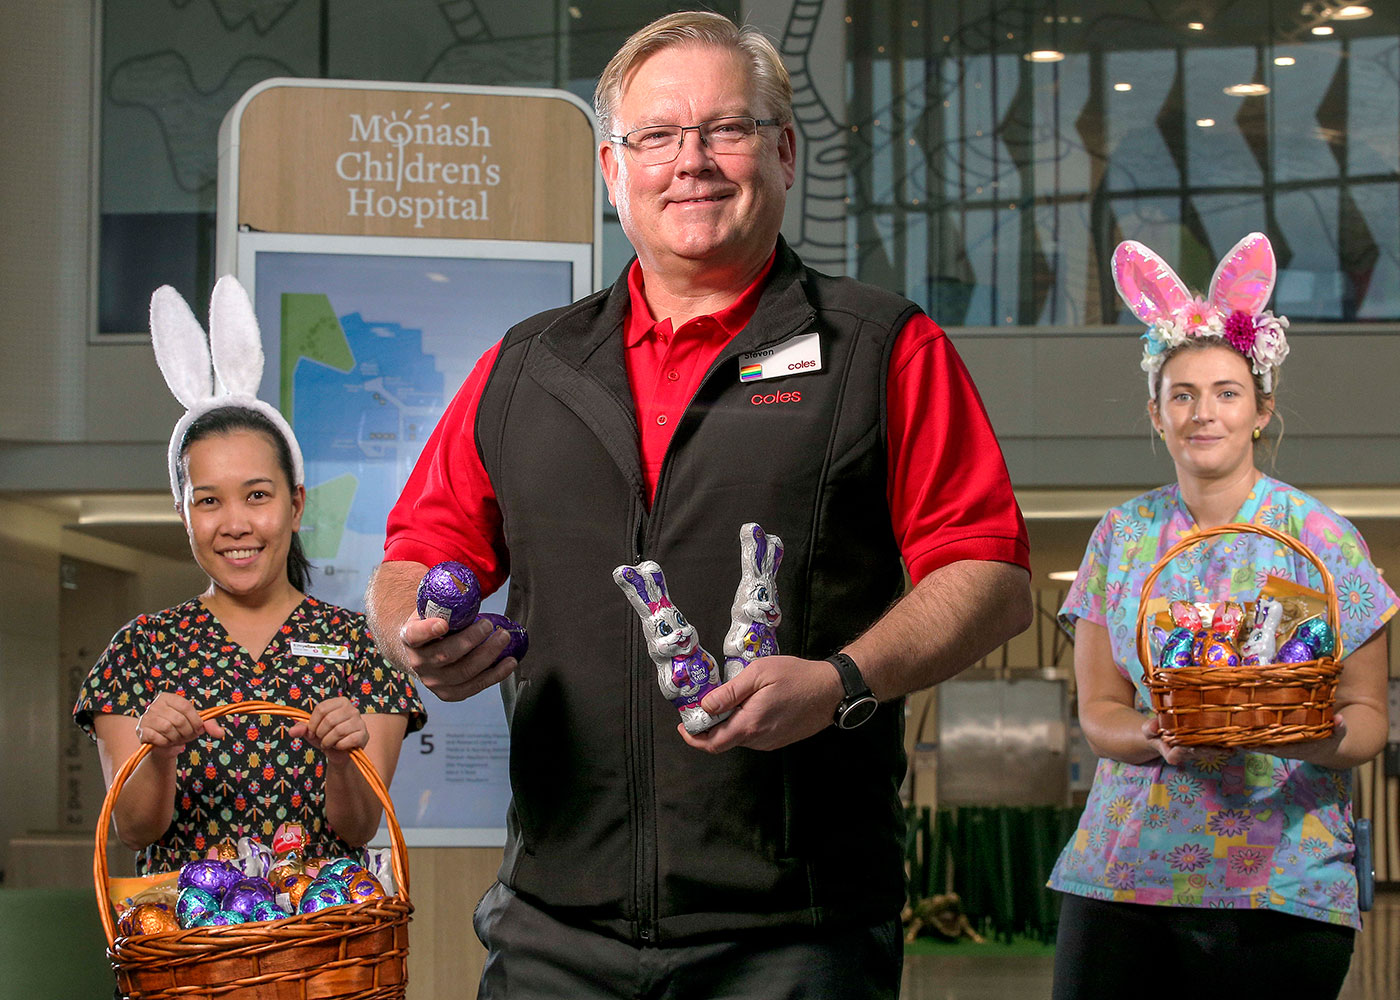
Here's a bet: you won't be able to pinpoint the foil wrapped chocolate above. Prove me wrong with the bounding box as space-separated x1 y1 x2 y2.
298 877 353 914
417 561 482 633
1276 637 1315 663
1158 627 1196 669
221 877 275 919
1293 617 1335 658
193 910 247 927
178 859 240 897
250 899 289 923
274 873 314 912
206 839 240 863
344 871 386 903
176 886 220 929
271 821 307 856
475 612 529 664
316 858 366 882
117 902 179 937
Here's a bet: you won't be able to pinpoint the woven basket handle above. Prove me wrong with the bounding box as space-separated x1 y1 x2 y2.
93 700 411 946
1133 522 1341 681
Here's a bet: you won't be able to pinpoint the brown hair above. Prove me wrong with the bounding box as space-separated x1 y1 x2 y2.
594 11 793 141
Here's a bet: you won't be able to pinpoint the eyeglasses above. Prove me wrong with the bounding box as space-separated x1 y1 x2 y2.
609 116 781 166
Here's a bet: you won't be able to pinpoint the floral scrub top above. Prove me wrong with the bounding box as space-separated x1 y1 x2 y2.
75 596 427 875
1049 476 1396 928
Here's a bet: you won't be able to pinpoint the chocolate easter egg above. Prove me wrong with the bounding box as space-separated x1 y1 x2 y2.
316 858 366 882
249 899 289 923
1158 627 1196 670
475 612 529 663
1276 637 1314 663
1293 617 1335 658
118 902 178 937
178 859 239 896
176 886 220 929
417 561 482 633
298 878 352 914
193 910 247 927
275 873 315 911
221 877 274 919
344 871 386 903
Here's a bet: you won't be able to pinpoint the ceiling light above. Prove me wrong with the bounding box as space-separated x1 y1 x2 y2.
1048 571 1078 582
1312 24 1335 35
1186 21 1205 30
1223 82 1270 96
1113 82 1133 92
1274 55 1297 66
1329 5 1373 20
1196 118 1216 127
567 5 581 18
1024 49 1066 62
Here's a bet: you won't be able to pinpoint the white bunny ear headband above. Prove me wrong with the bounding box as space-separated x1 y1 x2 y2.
1112 231 1291 397
150 274 305 502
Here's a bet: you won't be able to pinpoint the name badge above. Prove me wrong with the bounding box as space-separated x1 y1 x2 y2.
289 641 351 660
738 332 822 383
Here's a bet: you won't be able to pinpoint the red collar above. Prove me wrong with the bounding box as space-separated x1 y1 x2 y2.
623 252 777 347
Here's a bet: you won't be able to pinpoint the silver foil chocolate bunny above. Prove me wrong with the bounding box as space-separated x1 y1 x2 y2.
722 522 783 682
613 561 728 734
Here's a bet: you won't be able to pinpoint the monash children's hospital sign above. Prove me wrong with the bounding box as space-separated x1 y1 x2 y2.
219 79 596 243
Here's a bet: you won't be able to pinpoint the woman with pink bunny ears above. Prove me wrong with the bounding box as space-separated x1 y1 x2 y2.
1048 234 1395 998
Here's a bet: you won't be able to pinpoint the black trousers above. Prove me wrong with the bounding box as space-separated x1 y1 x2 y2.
1052 892 1356 1000
472 881 904 999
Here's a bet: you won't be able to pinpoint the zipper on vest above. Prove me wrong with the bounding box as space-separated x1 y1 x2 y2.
629 507 659 943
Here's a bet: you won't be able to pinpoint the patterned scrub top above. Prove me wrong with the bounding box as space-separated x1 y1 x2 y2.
1050 476 1396 929
75 596 427 875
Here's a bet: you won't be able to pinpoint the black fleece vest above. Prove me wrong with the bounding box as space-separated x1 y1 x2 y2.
476 240 920 943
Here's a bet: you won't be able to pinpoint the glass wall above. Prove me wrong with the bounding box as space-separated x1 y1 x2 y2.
843 0 1400 325
98 1 1399 331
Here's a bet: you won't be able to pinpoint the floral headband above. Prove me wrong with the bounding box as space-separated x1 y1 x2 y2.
1112 231 1290 397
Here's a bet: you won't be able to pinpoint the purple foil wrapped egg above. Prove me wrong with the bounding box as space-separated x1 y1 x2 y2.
178 859 240 896
249 899 289 923
299 877 353 914
1158 627 1196 670
417 561 482 633
1276 637 1315 663
221 877 275 918
175 887 221 929
475 612 529 664
1293 617 1335 658
193 910 248 927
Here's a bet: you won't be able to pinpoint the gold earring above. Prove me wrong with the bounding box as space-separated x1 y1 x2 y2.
1252 428 1261 440
1158 430 1165 440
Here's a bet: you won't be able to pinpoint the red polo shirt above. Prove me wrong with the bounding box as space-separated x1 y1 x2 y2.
385 259 1029 595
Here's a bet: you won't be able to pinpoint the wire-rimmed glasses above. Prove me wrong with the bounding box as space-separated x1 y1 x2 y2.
609 116 781 165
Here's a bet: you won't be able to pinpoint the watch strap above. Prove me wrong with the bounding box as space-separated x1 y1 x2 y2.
826 651 872 700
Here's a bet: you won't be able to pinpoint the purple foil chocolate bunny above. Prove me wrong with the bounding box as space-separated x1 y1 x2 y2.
722 522 783 682
613 561 727 734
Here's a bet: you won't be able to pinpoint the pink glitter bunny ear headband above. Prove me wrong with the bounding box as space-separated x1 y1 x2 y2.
1111 232 1290 397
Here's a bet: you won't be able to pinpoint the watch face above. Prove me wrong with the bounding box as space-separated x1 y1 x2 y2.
838 696 879 730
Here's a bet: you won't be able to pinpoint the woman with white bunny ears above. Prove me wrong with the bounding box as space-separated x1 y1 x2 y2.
74 277 425 876
1048 235 1395 998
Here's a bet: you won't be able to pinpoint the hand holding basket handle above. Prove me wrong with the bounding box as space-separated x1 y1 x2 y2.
94 701 412 1000
1134 523 1343 750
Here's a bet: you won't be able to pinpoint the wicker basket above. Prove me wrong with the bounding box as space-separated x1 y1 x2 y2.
94 701 412 1000
1135 523 1343 749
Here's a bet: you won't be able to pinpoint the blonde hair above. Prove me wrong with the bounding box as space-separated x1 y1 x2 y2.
594 11 793 140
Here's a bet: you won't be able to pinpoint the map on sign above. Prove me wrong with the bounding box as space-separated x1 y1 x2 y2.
242 237 588 844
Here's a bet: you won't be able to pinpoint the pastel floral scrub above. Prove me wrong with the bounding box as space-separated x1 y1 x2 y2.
1050 476 1396 928
75 596 427 875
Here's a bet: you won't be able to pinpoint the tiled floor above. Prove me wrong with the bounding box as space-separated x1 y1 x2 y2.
900 891 1398 999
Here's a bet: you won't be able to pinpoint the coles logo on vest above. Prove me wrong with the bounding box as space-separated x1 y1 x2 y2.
751 390 802 405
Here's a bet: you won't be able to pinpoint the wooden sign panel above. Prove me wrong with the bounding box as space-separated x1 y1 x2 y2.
231 81 595 243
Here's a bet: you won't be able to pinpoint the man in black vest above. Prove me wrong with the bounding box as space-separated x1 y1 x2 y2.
367 11 1033 998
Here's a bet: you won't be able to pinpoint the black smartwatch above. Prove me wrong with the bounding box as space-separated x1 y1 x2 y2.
826 652 878 729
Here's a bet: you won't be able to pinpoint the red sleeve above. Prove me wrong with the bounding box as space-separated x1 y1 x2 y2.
383 342 510 596
886 313 1029 585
